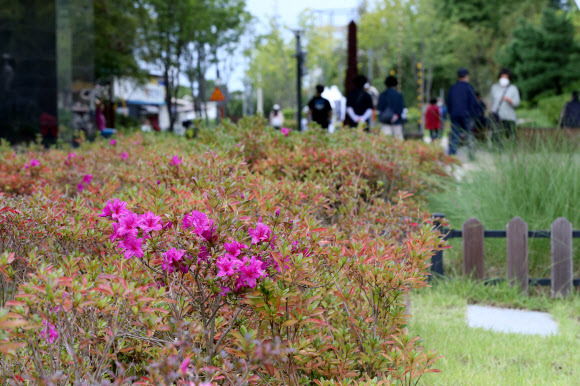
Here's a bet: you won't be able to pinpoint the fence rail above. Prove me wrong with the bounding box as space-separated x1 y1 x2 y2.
431 214 578 298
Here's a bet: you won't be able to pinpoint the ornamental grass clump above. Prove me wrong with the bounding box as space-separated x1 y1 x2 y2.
0 120 451 384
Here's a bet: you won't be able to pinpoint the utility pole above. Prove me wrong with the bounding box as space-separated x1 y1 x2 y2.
293 29 305 132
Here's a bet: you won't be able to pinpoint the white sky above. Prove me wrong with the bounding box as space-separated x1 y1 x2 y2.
246 0 360 29
226 0 580 90
226 0 360 90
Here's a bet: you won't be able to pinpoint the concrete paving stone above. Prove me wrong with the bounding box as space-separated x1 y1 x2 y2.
466 304 558 336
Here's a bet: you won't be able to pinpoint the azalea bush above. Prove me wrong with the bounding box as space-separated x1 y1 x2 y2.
0 120 452 384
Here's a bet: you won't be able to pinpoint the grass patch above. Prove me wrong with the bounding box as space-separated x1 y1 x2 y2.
517 108 555 128
410 280 580 385
430 139 580 277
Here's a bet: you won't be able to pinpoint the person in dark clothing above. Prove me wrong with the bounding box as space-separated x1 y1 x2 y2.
307 84 333 130
446 67 479 157
473 91 487 141
377 75 406 140
345 75 374 130
560 91 580 128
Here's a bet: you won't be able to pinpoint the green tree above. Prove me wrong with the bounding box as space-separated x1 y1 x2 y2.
183 0 250 126
94 0 142 83
135 0 196 131
502 7 580 99
298 12 345 92
246 21 297 112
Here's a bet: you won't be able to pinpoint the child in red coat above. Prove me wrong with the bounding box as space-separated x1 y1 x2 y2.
425 98 442 141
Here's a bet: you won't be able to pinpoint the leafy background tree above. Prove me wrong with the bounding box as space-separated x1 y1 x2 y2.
502 7 580 100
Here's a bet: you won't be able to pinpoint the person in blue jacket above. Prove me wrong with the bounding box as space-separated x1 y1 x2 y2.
377 75 406 140
446 68 480 157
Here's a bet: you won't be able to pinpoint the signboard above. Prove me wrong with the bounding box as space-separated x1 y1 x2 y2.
210 87 226 102
114 78 166 105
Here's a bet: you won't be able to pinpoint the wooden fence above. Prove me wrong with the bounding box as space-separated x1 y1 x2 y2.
431 214 579 298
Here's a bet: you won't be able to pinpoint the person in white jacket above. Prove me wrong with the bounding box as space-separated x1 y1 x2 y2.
269 104 284 130
490 68 520 144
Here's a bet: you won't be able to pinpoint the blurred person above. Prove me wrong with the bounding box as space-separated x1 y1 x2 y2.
437 97 447 129
446 67 479 157
269 104 284 130
345 75 374 130
560 91 580 128
490 68 520 144
377 75 406 140
473 91 488 141
95 101 106 132
425 98 442 142
307 84 333 130
364 82 379 127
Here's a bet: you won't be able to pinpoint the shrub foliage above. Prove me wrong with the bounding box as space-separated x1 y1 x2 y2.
0 120 453 384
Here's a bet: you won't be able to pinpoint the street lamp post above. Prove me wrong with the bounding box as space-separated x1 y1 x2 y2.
293 29 304 132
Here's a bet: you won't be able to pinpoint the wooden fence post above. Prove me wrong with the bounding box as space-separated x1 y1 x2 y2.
551 218 573 298
463 217 484 280
506 217 529 293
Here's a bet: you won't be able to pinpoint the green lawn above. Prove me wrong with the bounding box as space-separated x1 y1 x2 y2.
409 280 580 385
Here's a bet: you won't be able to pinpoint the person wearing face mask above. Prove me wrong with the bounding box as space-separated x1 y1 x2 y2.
490 68 520 145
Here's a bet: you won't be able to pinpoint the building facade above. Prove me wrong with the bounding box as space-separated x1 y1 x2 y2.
0 0 94 145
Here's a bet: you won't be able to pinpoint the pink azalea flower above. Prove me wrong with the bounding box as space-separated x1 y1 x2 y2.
157 179 161 185
248 222 271 244
219 286 232 296
110 222 134 242
99 199 131 220
119 234 144 259
164 248 186 263
170 155 182 166
162 221 173 230
197 245 209 263
120 152 128 160
29 158 40 168
180 358 190 374
138 212 163 233
178 263 189 274
275 208 280 217
77 183 85 192
237 256 266 288
281 127 291 137
162 248 186 273
183 211 215 241
82 174 93 184
39 320 58 344
161 257 175 274
224 241 249 257
110 139 117 146
117 213 140 236
217 254 242 277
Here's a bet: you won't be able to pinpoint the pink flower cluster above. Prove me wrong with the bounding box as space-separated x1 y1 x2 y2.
281 127 291 137
183 211 215 242
65 152 77 165
100 199 165 259
248 222 272 245
120 152 128 160
170 155 182 166
24 158 40 169
162 248 189 274
77 174 93 192
215 223 272 291
40 320 58 344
